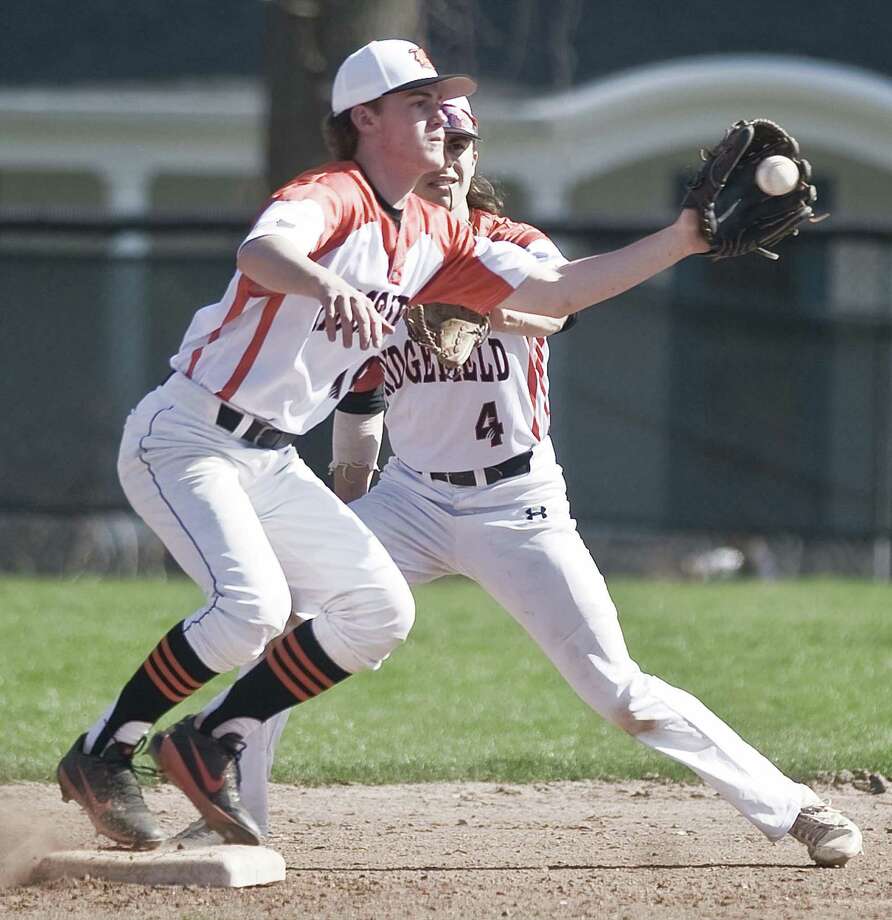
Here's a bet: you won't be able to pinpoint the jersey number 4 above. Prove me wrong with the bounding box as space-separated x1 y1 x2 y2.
475 401 504 447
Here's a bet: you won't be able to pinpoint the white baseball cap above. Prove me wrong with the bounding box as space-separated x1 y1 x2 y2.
331 39 477 116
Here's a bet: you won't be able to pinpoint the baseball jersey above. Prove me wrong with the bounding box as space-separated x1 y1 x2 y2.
356 210 567 471
169 163 539 435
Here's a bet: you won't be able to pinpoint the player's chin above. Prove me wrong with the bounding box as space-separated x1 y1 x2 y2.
418 181 451 208
415 174 452 204
420 143 445 170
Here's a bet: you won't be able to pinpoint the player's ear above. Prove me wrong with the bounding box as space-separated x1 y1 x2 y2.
350 103 379 136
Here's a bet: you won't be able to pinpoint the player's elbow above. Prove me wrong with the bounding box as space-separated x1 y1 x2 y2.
236 237 272 280
508 274 571 319
537 283 574 319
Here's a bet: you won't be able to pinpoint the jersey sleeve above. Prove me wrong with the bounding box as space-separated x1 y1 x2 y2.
412 219 539 316
476 213 568 268
239 176 348 257
525 235 568 268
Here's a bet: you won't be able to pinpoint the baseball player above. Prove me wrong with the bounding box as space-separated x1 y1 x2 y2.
54 38 768 853
211 97 861 867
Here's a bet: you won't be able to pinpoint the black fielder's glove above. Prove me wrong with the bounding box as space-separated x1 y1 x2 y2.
404 303 491 369
683 118 824 261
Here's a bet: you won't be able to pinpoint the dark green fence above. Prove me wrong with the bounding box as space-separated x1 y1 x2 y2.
3 213 890 540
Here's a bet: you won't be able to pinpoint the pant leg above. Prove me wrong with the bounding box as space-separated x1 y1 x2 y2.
199 653 290 835
249 452 416 674
121 376 415 676
457 473 811 840
237 709 288 836
346 459 457 584
118 394 294 673
234 458 455 830
162 450 417 831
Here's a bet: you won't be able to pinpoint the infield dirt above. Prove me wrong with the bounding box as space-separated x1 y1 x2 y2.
1 779 889 919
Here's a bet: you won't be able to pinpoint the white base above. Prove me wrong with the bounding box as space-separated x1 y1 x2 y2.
35 845 286 888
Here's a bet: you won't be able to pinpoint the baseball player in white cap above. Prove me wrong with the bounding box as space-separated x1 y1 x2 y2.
199 96 862 868
55 38 735 851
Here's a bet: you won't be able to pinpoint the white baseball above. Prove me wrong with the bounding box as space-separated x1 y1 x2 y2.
755 155 800 196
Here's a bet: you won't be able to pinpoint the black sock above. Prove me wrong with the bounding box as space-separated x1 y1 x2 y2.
200 620 349 733
89 621 217 754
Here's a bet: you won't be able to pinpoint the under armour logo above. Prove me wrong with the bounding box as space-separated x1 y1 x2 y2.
525 506 547 520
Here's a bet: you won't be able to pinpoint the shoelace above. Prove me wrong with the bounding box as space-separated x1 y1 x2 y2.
790 802 843 846
103 761 153 806
130 762 160 782
102 736 159 804
131 732 162 780
791 814 825 846
800 800 839 820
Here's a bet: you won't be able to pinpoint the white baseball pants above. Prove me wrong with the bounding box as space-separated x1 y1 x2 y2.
237 438 818 839
116 372 414 675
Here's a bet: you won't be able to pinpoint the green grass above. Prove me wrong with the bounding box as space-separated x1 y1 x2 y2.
1 575 890 784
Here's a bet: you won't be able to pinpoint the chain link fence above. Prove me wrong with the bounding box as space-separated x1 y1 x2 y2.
3 213 891 575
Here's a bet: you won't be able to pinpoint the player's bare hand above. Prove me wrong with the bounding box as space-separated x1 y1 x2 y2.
347 296 394 350
319 282 393 350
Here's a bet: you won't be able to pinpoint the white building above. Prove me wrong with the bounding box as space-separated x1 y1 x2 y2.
4 56 892 222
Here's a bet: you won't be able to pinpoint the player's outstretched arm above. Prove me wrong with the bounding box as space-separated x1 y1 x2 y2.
499 210 709 318
238 236 393 349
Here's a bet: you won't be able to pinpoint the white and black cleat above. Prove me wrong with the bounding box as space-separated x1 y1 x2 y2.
788 802 863 867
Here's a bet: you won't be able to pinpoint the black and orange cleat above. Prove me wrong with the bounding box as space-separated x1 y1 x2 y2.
57 734 164 849
148 716 261 846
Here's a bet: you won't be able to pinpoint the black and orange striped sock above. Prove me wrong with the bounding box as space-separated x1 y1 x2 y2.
199 620 349 735
88 621 217 755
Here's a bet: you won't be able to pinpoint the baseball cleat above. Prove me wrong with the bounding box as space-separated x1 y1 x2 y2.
57 734 164 849
169 817 225 847
788 802 863 867
148 716 261 846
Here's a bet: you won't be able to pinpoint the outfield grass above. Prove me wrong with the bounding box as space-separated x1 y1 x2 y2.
1 575 889 784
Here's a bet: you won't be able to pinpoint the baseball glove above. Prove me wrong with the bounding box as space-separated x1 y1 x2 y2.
683 118 822 261
404 302 491 369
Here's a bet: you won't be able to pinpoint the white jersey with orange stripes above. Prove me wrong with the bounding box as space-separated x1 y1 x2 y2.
371 209 567 471
169 164 538 435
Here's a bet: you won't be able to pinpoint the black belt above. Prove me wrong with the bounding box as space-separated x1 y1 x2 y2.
430 450 532 486
216 404 299 450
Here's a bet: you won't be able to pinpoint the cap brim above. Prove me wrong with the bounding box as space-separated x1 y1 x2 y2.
445 127 480 140
383 73 478 101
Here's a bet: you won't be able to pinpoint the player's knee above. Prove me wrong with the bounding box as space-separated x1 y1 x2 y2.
608 672 664 737
359 577 416 660
555 649 662 737
609 706 661 737
386 576 416 643
316 575 415 671
213 577 292 663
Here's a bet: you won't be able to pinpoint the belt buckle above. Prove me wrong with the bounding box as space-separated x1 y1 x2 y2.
253 425 288 450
